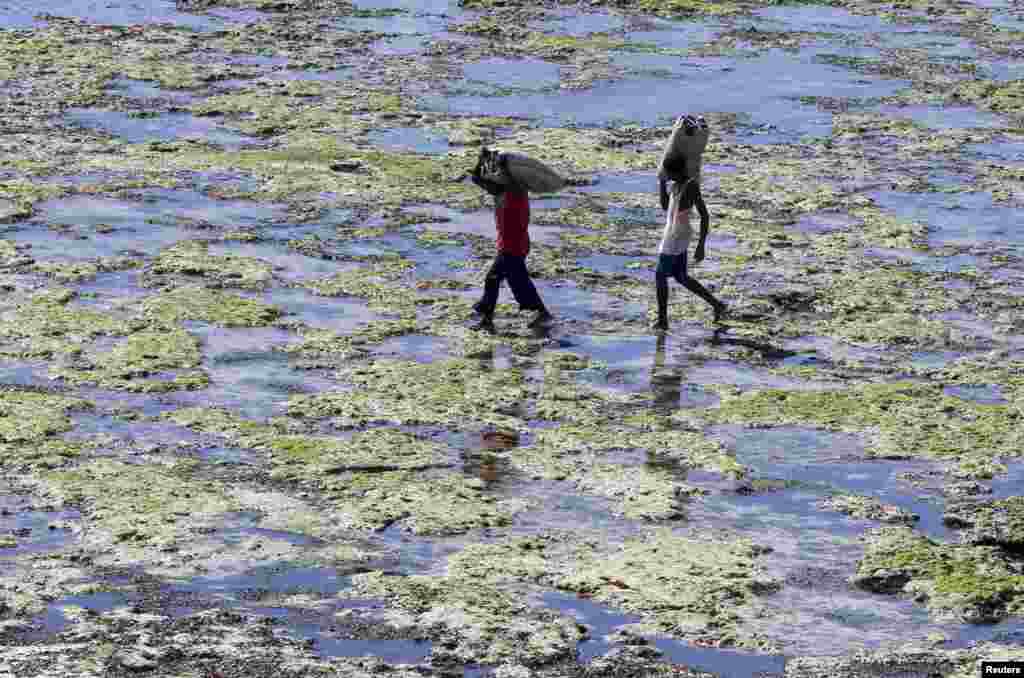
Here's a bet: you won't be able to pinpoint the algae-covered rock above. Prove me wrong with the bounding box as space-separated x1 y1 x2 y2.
282 318 423 367
346 570 585 666
556 529 780 649
852 526 1024 623
0 389 91 445
290 358 529 430
50 328 206 392
150 240 274 290
164 408 515 535
819 494 920 524
943 497 1024 550
705 382 1024 467
41 458 238 549
0 288 137 359
140 285 282 327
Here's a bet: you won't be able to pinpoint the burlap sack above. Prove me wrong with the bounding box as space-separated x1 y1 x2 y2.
658 115 709 183
479 148 567 194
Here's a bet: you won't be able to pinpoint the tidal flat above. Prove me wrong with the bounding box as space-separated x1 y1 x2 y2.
1 0 1023 676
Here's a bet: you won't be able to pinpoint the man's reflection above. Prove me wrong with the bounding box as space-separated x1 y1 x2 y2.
650 333 683 412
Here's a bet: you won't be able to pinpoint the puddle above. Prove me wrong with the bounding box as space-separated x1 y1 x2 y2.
791 211 861 235
341 10 447 35
577 253 651 280
264 286 382 330
369 33 432 56
0 493 80 555
713 425 954 536
7 191 284 260
909 349 963 369
0 0 234 30
0 361 54 389
172 564 352 599
543 591 786 676
626 20 722 50
66 410 208 450
687 361 814 390
870 189 1024 249
106 77 193 103
943 383 1006 404
965 139 1024 162
366 127 451 154
752 5 894 32
720 425 866 469
577 171 659 194
463 57 562 90
528 10 626 36
370 334 449 362
169 340 339 418
427 48 908 137
910 252 984 274
206 240 344 282
66 109 258 147
43 591 130 635
877 104 1010 130
289 623 433 663
539 282 648 325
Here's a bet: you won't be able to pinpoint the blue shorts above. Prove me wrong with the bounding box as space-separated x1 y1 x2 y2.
656 253 686 276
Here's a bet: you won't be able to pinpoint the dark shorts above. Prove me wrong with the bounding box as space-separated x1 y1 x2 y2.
656 253 687 276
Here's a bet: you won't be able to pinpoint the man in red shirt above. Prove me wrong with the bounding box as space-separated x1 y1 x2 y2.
470 150 553 332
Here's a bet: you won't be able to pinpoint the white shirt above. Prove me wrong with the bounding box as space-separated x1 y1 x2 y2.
657 181 694 256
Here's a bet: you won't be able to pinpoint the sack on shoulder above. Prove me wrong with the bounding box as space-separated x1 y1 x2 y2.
658 115 709 183
479 148 567 194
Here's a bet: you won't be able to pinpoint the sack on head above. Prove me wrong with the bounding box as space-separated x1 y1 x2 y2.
658 115 709 183
479 147 567 194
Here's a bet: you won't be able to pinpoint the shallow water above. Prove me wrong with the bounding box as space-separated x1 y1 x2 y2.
870 189 1024 248
543 590 786 675
67 109 259 147
0 0 247 30
4 0 1024 672
427 48 909 137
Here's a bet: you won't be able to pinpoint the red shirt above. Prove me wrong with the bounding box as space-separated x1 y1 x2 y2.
495 190 530 256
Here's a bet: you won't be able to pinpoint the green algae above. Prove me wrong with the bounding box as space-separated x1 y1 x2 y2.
557 528 780 649
164 407 516 535
290 358 530 430
943 496 1024 549
150 240 274 290
301 259 423 316
345 570 585 665
950 79 1024 114
0 288 138 359
51 328 206 393
139 284 281 327
703 381 1024 468
328 469 522 535
0 390 91 446
853 526 1024 623
0 239 31 269
283 318 423 367
269 429 452 474
42 458 238 547
98 132 482 207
